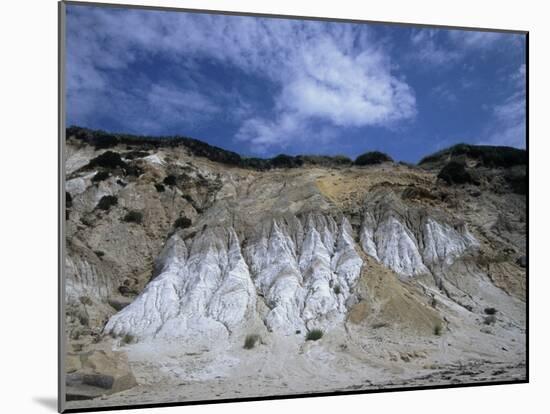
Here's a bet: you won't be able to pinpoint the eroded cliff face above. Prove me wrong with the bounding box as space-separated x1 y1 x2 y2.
103 202 484 344
105 214 365 341
64 132 526 373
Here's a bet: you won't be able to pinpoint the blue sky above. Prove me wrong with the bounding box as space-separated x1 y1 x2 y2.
65 4 526 162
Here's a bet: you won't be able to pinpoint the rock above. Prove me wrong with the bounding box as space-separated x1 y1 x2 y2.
359 203 477 277
66 353 82 373
105 214 363 340
118 286 138 297
516 255 527 268
108 296 133 311
66 349 137 399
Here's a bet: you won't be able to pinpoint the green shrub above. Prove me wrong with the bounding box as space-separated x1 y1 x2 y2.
66 192 73 208
125 164 143 177
434 324 442 336
88 151 127 169
299 155 352 167
484 307 497 315
354 151 393 166
504 168 527 195
122 334 136 344
270 154 304 169
331 155 353 165
419 143 527 168
154 183 165 192
243 334 261 349
163 175 177 186
92 170 110 183
306 329 323 341
333 284 342 295
438 161 477 185
174 217 192 229
123 210 143 224
96 195 118 211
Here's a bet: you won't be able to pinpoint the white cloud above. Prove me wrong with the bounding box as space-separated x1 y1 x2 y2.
431 83 458 104
408 28 522 69
481 65 526 148
67 6 416 152
410 29 461 65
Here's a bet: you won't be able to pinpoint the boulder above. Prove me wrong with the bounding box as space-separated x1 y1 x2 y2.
516 255 527 268
65 349 137 400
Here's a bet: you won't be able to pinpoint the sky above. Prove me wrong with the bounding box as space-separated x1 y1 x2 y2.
65 4 527 162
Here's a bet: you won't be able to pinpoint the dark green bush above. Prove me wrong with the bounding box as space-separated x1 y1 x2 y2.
122 334 136 344
91 170 110 183
484 307 497 315
438 161 476 185
181 194 194 204
125 164 143 177
354 151 393 166
504 168 527 195
163 175 177 186
434 324 442 336
123 210 143 224
333 285 342 295
87 151 127 169
331 155 353 165
174 217 192 229
306 329 323 341
299 155 353 167
243 334 261 349
96 195 118 211
154 183 165 192
419 143 527 168
271 154 304 169
66 192 73 208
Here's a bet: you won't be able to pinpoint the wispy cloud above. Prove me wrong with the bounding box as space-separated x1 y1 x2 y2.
236 31 416 152
431 83 458 104
480 65 526 148
66 5 416 153
410 30 461 65
408 28 520 68
447 30 510 51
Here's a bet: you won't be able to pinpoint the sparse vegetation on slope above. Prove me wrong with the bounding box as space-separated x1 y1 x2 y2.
87 151 128 170
420 143 526 168
438 161 477 185
96 195 118 211
354 151 393 166
92 170 110 183
123 211 143 224
243 334 261 349
68 127 361 171
306 329 323 341
174 217 192 229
